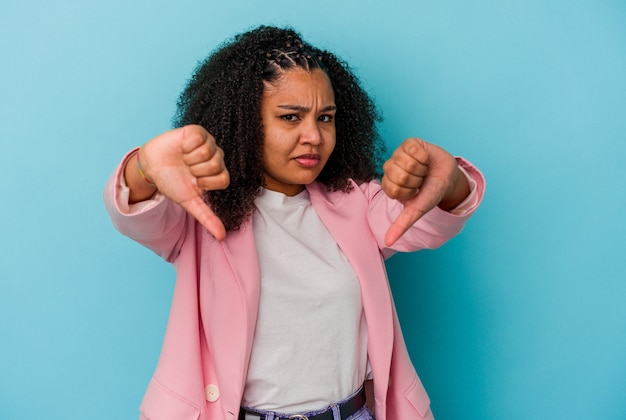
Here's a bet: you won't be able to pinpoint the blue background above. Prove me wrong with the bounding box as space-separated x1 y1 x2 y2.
1 0 625 419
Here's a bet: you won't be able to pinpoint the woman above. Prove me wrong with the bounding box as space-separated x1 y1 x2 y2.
104 25 485 420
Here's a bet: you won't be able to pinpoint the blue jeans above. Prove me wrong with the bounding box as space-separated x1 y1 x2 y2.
241 386 375 420
345 405 375 420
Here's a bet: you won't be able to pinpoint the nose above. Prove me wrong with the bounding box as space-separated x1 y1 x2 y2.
300 118 323 145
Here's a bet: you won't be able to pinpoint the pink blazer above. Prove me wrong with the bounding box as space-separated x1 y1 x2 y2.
104 153 485 420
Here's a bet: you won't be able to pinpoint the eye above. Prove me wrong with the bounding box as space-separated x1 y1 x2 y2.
319 114 334 123
280 114 300 122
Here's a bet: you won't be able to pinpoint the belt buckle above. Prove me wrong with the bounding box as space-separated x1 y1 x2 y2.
288 415 309 420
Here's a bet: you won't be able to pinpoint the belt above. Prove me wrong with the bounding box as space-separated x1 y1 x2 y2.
238 387 367 420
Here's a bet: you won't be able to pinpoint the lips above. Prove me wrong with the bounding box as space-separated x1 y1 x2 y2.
294 154 321 167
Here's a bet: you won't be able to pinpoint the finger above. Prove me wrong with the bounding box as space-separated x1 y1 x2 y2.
195 169 230 192
401 138 430 166
182 140 219 167
180 125 211 152
382 166 424 191
381 175 420 202
179 195 227 241
383 144 428 177
187 149 226 178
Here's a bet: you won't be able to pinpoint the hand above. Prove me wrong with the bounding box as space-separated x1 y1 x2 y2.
381 138 468 246
138 125 230 240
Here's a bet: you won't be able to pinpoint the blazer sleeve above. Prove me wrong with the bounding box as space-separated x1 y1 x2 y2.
102 149 190 262
362 157 486 259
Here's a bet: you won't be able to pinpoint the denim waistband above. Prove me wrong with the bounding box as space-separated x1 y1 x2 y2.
238 385 367 420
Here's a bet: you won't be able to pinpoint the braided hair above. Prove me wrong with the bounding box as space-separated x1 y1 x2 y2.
174 25 385 231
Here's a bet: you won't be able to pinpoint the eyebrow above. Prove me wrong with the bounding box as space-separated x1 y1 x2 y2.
277 104 337 112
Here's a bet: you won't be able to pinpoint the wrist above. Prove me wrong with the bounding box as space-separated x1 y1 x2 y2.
124 148 157 203
438 164 470 211
136 148 155 185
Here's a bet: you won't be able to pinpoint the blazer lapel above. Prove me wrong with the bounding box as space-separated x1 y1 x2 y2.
198 222 261 412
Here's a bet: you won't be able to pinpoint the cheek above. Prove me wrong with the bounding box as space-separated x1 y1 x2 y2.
261 142 283 172
263 139 285 163
325 131 337 154
260 148 273 171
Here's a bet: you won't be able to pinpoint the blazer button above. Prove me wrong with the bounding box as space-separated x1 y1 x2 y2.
205 384 220 402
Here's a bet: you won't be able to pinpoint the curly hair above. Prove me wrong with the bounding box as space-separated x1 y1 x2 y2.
174 25 386 231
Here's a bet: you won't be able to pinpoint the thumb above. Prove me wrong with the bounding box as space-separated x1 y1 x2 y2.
384 175 447 246
384 204 426 247
179 195 227 241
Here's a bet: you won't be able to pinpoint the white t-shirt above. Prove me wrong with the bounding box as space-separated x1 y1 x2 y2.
242 188 370 413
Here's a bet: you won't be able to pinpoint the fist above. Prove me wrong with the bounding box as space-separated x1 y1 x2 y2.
381 138 430 202
381 137 463 246
140 125 230 240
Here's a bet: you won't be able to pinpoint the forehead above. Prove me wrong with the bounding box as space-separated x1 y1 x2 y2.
262 68 334 100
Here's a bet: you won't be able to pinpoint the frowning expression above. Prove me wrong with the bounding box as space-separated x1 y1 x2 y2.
260 68 336 196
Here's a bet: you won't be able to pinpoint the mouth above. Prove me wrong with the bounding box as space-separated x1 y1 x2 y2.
294 154 321 167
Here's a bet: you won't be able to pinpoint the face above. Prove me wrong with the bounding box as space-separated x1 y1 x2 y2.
260 68 336 196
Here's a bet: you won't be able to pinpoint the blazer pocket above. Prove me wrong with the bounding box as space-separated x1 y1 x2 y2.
403 376 432 418
139 378 201 420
